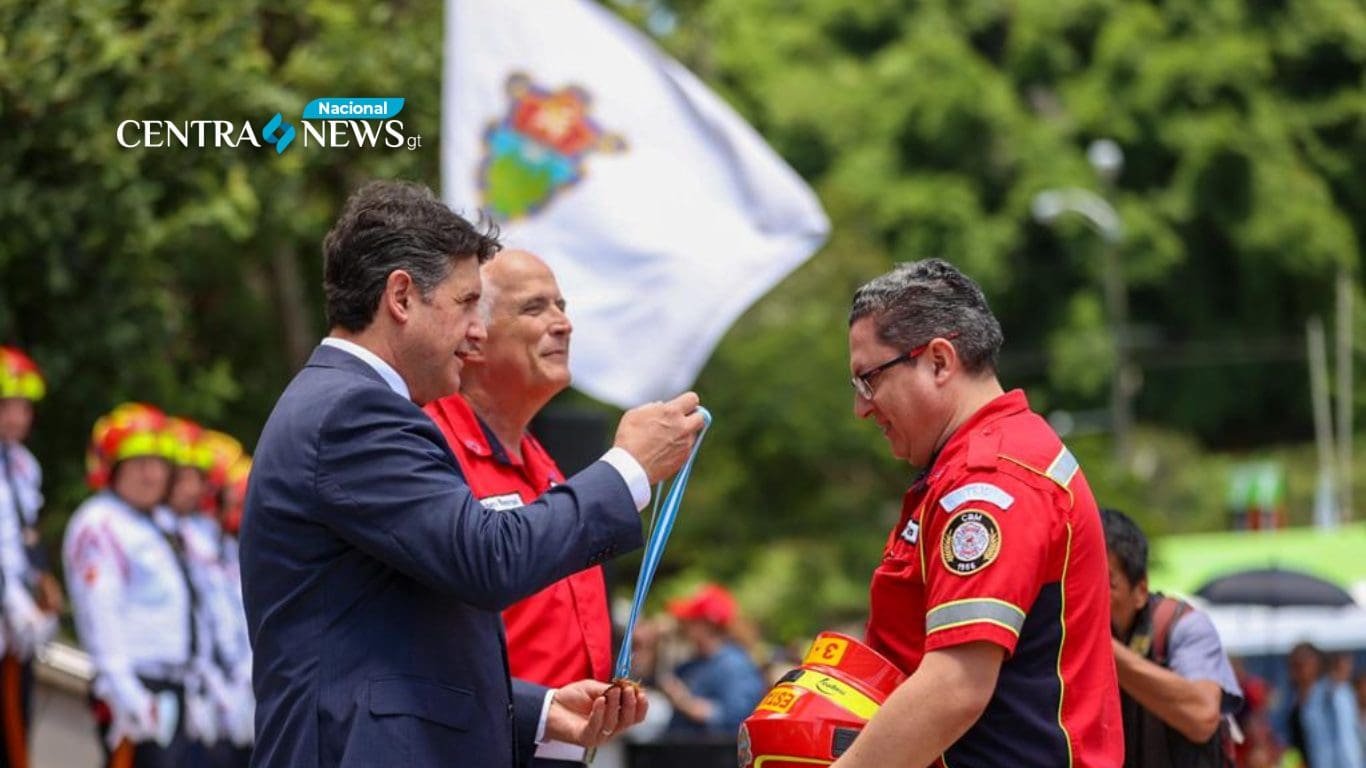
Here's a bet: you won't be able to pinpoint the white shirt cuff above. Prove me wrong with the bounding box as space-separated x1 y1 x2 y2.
531 691 591 761
535 740 588 762
535 688 555 744
601 447 651 511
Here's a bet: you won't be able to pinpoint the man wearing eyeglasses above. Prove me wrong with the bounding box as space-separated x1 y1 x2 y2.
830 259 1122 768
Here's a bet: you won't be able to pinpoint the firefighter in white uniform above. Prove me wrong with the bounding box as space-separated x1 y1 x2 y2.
0 345 61 768
197 432 254 765
63 403 194 768
160 419 254 767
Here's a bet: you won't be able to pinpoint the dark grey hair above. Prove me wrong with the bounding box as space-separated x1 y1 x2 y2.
323 180 500 332
848 259 1004 374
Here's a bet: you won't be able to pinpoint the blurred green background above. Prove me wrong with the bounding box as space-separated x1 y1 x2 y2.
4 0 1366 643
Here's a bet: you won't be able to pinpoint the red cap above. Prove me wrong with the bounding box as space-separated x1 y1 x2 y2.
667 583 737 628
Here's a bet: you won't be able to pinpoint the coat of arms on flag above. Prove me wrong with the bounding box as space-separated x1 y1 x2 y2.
478 73 624 221
444 0 829 406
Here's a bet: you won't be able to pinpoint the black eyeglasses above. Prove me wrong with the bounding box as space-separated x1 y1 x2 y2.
851 333 959 400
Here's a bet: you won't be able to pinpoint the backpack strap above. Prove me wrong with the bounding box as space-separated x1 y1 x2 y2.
1148 594 1193 666
1148 595 1238 766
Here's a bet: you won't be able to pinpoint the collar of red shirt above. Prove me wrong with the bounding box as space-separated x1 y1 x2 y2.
918 388 1030 480
428 394 525 468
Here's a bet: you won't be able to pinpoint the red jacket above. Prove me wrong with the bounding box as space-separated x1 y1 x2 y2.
424 394 612 685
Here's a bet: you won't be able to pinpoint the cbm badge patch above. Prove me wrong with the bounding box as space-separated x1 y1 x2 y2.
940 509 1001 575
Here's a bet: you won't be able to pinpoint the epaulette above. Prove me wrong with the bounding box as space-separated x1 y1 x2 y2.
966 425 1002 471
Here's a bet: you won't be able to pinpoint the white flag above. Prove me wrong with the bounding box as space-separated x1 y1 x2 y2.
442 0 829 407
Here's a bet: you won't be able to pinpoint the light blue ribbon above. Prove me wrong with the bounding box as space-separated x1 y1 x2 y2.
612 406 712 680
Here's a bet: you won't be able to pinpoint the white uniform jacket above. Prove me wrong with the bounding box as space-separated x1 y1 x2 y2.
63 491 192 738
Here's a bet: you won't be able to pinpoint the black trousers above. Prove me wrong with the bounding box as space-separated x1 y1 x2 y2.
204 741 252 768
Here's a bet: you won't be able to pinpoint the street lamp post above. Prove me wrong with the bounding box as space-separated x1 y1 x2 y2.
1032 139 1135 467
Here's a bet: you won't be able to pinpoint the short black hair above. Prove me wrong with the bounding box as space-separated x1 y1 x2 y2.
1100 507 1148 585
323 180 500 332
848 259 1004 375
1290 641 1324 665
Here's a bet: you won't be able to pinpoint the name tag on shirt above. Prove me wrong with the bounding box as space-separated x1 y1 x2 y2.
479 492 525 512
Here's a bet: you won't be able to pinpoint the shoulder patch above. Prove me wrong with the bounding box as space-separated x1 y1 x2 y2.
940 509 1002 576
938 482 1014 513
478 492 525 512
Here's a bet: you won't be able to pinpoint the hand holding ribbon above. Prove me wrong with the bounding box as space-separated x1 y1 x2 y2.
613 405 712 682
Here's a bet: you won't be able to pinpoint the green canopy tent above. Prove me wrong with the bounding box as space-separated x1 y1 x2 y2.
1147 523 1366 600
1147 524 1366 656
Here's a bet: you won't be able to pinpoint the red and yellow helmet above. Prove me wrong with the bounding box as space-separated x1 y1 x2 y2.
164 417 215 471
739 633 906 768
86 403 176 490
0 346 45 402
221 454 251 534
199 430 244 490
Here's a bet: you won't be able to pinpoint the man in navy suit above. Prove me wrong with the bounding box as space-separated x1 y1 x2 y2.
241 180 706 768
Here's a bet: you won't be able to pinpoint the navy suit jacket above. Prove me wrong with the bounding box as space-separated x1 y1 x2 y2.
241 345 642 768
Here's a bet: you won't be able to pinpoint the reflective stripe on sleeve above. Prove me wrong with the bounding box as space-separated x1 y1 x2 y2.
926 598 1026 637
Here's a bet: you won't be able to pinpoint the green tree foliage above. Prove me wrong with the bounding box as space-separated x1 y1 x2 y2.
642 0 1366 637
3 0 1364 640
666 0 1362 440
0 0 444 522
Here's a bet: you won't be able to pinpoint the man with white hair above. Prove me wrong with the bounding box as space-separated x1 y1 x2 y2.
425 249 612 768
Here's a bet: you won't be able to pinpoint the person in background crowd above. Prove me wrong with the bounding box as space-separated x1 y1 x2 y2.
1353 670 1366 759
160 418 218 763
214 454 252 677
64 403 194 768
760 639 805 689
215 453 251 557
160 419 252 768
1231 658 1282 768
1328 654 1364 768
660 584 765 739
199 433 253 768
1102 507 1242 767
1286 643 1363 768
0 346 61 768
621 617 674 745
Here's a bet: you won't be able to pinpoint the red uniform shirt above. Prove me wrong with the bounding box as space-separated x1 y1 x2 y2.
866 390 1122 767
424 394 612 686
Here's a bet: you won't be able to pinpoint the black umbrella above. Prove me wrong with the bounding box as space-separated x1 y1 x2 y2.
1195 567 1355 608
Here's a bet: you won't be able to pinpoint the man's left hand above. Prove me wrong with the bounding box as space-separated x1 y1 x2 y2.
545 680 648 747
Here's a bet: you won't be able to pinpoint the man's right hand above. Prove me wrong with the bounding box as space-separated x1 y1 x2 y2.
613 392 706 484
